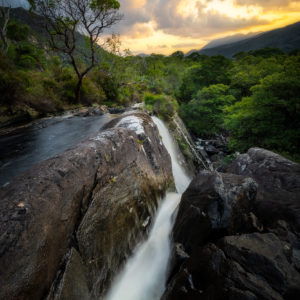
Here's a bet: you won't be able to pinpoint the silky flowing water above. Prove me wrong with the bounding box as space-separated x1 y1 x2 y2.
106 116 191 300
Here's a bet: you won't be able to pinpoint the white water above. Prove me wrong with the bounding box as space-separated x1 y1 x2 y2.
152 117 191 194
105 117 191 300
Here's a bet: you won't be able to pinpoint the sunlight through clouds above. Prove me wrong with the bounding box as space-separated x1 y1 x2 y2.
112 0 300 54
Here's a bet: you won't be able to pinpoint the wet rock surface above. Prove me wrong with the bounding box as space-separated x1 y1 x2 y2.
73 106 108 117
0 112 173 300
195 136 229 169
164 148 300 300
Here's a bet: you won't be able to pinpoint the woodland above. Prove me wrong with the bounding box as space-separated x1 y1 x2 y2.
0 2 299 162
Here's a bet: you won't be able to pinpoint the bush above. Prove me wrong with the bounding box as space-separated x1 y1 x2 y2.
225 58 300 156
7 21 29 42
180 84 235 136
144 93 178 121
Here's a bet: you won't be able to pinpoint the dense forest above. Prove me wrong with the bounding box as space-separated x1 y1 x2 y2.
0 8 299 162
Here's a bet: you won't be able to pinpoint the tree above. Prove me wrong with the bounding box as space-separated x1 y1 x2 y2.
225 54 300 157
0 1 11 53
180 84 235 136
170 51 184 60
32 0 122 102
179 55 232 102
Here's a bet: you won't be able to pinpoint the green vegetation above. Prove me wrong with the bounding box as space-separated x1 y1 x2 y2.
0 5 299 161
180 84 235 135
179 50 300 161
144 93 178 121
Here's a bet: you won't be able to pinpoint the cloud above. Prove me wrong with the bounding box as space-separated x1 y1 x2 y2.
117 0 270 39
111 0 299 54
235 0 295 9
172 42 202 49
151 0 270 38
126 23 154 39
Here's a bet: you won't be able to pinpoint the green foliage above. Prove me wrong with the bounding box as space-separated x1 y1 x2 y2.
0 68 26 107
230 54 284 99
8 42 45 69
180 84 235 135
7 21 29 42
178 55 232 102
144 93 178 121
248 47 285 58
1 10 299 162
93 70 118 103
90 0 120 10
225 55 300 156
170 51 184 60
185 52 208 62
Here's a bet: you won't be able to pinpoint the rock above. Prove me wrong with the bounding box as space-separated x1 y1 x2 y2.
169 113 206 173
165 234 300 300
172 171 257 253
0 112 173 300
219 233 300 298
205 144 219 155
107 107 127 114
227 148 300 231
46 248 91 300
165 149 300 300
73 106 108 117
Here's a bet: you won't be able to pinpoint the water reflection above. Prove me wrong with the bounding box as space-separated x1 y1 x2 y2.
0 114 112 186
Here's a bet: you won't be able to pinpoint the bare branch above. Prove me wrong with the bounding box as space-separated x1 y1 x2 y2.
33 0 122 102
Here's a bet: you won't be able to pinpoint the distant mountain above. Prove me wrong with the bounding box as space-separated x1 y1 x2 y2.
137 53 149 57
190 22 300 57
202 32 261 50
6 0 29 9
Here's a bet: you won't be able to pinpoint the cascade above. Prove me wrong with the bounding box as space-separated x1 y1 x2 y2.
172 117 212 170
105 116 191 300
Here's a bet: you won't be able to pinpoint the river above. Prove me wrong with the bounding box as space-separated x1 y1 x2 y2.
105 116 192 300
0 113 112 186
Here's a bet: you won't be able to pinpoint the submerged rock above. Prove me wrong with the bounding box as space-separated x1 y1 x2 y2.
164 149 300 300
0 112 173 300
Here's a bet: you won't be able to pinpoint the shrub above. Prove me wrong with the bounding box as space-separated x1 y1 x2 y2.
180 84 235 136
144 93 178 121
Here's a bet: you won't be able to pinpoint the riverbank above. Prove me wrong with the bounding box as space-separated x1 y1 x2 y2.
0 104 132 136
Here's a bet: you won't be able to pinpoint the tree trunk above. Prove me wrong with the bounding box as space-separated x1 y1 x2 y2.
0 6 10 54
75 76 83 103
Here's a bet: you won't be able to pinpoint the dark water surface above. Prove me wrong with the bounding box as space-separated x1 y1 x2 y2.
0 113 112 186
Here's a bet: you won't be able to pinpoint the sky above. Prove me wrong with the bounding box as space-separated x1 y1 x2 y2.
112 0 300 55
7 0 300 55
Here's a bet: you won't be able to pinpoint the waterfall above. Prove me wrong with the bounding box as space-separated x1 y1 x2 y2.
105 117 192 300
172 117 212 171
152 117 191 194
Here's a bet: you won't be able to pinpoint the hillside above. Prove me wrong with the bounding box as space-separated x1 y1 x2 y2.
202 32 261 50
10 7 106 63
191 21 300 57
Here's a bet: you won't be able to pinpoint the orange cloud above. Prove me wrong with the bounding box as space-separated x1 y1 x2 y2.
126 23 154 39
114 0 300 54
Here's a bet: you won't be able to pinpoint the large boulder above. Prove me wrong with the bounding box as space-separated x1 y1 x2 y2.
164 149 300 300
227 147 300 231
172 171 258 253
0 112 173 300
165 233 300 300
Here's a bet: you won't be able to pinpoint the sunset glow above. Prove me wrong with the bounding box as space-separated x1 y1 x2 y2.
111 0 300 54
